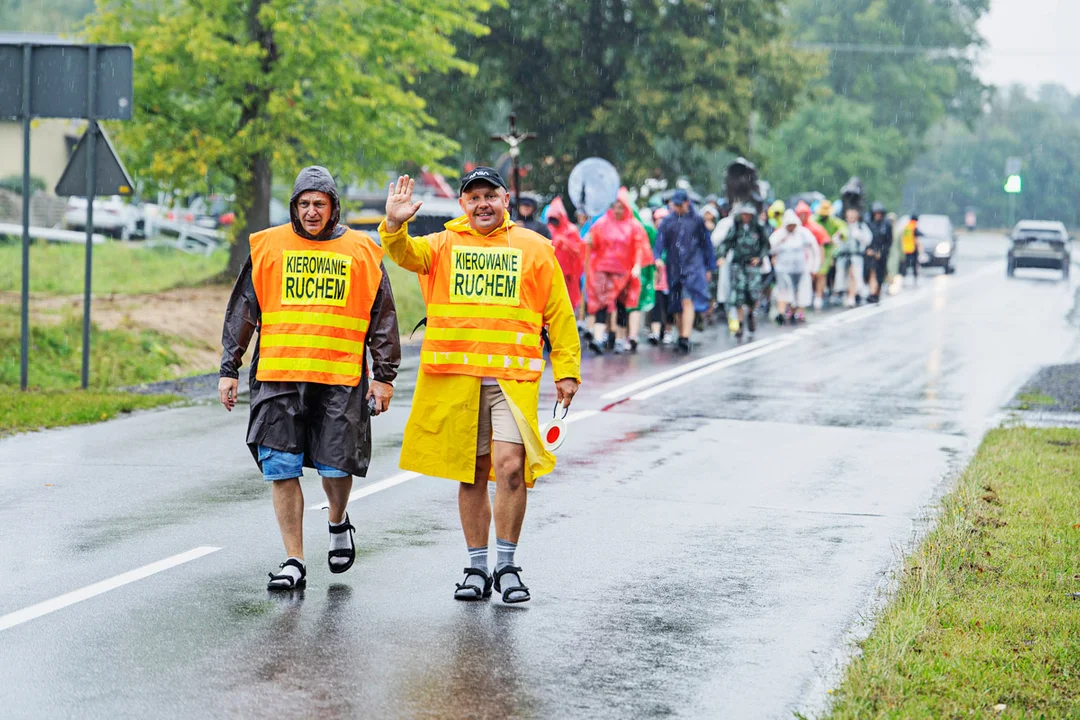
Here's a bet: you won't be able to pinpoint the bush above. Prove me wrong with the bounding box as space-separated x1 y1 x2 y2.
0 174 48 195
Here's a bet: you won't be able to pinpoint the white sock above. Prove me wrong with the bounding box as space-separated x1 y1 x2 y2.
329 514 353 568
270 557 305 586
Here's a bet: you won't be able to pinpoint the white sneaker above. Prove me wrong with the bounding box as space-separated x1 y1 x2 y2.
813 297 823 311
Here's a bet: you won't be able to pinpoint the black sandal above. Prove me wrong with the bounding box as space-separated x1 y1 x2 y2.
328 514 356 574
493 565 531 604
267 558 307 591
454 567 493 601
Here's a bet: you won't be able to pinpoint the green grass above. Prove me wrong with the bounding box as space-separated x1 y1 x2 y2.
0 304 188 390
383 260 426 339
1014 391 1058 411
0 240 227 294
0 303 185 434
0 387 178 436
827 427 1080 718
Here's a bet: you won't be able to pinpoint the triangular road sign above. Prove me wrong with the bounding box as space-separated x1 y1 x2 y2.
55 124 135 197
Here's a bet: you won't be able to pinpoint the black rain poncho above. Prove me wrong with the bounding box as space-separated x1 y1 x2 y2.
219 166 402 477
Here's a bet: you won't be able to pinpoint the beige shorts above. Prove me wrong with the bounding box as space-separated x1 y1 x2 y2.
477 384 523 456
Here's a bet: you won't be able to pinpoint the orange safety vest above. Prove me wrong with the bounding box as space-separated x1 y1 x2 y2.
420 227 551 382
250 224 384 386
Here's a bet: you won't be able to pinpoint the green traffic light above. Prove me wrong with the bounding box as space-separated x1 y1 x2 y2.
1004 175 1022 194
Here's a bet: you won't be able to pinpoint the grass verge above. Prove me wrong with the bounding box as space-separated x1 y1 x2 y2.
1014 391 1057 411
0 387 178 436
1 303 183 434
826 427 1080 718
0 240 227 294
0 304 188 389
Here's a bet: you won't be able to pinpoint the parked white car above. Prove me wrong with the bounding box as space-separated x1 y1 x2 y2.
63 196 145 239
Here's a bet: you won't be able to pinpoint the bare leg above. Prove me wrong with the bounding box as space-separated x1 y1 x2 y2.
679 298 695 338
459 455 493 549
272 478 305 559
491 441 527 543
322 475 353 525
628 310 643 340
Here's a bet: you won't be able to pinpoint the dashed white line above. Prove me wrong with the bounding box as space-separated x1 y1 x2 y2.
0 546 221 633
310 470 421 511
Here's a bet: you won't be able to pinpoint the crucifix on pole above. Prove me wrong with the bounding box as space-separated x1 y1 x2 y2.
490 113 536 212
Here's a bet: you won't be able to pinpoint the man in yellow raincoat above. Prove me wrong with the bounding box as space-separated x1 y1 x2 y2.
379 169 581 604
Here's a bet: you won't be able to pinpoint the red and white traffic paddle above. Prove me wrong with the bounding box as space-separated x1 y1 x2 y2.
541 401 569 451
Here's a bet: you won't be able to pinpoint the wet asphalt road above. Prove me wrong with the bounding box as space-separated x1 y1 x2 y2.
2 233 1079 719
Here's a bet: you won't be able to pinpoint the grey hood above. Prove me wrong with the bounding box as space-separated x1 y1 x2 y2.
290 166 345 240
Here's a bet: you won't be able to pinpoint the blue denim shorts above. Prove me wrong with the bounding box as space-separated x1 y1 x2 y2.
257 445 349 482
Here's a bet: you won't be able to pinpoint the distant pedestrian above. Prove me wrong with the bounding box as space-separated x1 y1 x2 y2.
719 202 770 340
769 209 817 324
794 201 830 308
836 206 871 307
546 197 586 315
648 207 672 345
900 214 924 285
219 166 401 591
586 188 650 354
654 189 715 353
515 195 551 240
864 201 892 302
813 200 847 308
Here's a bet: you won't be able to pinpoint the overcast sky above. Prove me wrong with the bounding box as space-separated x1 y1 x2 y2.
979 0 1080 92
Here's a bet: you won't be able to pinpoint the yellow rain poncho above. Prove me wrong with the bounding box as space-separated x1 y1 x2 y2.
379 215 582 487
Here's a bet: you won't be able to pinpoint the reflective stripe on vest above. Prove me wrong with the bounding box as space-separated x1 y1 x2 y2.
421 351 546 374
250 225 383 386
419 231 552 382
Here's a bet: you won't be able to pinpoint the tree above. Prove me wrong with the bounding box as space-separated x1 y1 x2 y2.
84 0 491 276
905 85 1080 228
787 0 990 171
759 95 907 206
415 0 817 194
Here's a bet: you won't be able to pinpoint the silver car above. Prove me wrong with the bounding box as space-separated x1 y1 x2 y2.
1007 220 1071 279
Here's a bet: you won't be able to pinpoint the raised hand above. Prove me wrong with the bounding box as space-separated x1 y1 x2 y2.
384 175 424 232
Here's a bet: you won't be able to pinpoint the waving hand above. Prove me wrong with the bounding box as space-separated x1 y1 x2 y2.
384 175 424 233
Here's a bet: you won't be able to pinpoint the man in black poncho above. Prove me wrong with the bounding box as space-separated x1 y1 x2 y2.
219 166 401 590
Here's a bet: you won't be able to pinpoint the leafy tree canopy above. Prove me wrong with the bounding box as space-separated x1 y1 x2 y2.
416 0 818 194
760 95 907 206
84 0 490 274
905 85 1080 228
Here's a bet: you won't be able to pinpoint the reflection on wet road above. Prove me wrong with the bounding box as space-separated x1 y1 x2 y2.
1 235 1077 718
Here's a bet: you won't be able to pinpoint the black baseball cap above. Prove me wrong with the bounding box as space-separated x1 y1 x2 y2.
459 166 507 194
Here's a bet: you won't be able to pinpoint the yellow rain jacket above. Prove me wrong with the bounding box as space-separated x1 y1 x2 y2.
378 214 582 487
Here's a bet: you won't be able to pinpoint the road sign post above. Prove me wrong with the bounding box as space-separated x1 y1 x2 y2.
19 45 31 391
1004 174 1022 229
0 41 133 390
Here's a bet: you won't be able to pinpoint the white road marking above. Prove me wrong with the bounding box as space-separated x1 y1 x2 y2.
626 263 1001 402
632 339 798 400
566 410 599 424
0 546 221 633
310 470 421 511
598 338 784 401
